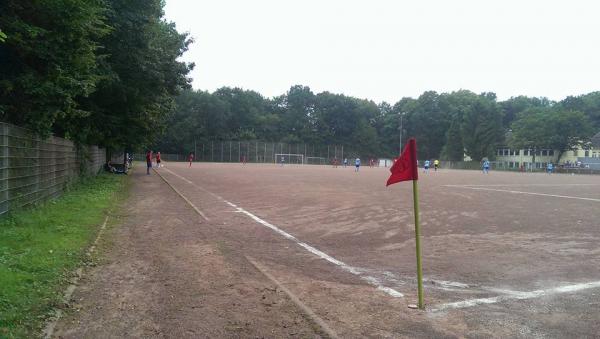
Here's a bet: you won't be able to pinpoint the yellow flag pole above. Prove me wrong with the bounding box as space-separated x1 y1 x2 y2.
412 179 424 309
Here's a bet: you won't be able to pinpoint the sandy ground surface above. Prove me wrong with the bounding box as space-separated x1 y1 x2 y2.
52 166 324 338
53 162 600 338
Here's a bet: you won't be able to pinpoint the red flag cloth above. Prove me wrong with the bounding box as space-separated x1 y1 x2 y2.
386 138 418 186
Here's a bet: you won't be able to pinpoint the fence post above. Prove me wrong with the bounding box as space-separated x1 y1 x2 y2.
0 124 8 214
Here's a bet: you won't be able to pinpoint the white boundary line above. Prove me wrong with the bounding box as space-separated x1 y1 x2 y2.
445 184 600 187
43 216 110 339
165 167 600 312
162 168 405 298
431 281 600 312
445 186 600 202
157 169 343 336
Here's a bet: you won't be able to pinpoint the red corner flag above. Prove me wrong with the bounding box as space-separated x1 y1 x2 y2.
386 138 418 186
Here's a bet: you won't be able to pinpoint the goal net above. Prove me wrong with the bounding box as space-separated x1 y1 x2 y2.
275 153 304 164
305 156 327 165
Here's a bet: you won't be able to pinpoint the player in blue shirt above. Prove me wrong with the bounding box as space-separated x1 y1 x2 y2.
482 160 490 174
547 162 554 174
423 160 430 173
355 158 361 172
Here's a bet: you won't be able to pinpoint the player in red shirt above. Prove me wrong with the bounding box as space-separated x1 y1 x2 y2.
145 150 152 174
188 152 194 167
155 151 161 168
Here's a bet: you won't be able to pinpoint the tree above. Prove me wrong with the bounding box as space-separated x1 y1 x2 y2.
401 92 450 159
281 85 315 143
557 92 600 131
460 93 504 161
500 96 552 129
510 108 593 161
73 0 194 151
442 118 464 161
372 101 397 157
0 0 109 137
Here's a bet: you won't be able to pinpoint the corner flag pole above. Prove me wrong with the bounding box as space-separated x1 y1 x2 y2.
412 179 424 309
386 137 424 310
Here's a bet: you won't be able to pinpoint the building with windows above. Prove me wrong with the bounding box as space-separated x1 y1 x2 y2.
495 131 600 170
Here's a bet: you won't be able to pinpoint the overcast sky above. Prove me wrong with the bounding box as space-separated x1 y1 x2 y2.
164 0 599 103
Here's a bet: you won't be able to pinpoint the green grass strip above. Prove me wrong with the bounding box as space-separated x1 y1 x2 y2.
0 174 128 338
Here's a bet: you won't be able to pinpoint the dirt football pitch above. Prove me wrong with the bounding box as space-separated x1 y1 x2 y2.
56 162 600 338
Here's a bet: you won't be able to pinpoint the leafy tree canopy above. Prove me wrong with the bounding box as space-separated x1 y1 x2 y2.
0 0 192 152
510 108 593 159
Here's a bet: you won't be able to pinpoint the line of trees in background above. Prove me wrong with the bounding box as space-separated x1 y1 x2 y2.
0 0 193 152
156 87 600 161
2 2 598 161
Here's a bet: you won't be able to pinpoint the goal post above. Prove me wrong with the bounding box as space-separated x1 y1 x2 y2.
275 153 304 165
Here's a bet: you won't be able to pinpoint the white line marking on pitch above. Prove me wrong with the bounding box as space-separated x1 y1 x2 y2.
229 203 404 298
431 281 600 312
445 184 600 187
446 186 600 202
162 168 405 298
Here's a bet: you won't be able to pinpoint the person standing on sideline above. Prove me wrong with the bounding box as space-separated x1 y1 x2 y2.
482 160 490 174
547 162 554 174
155 151 161 168
343 158 348 168
333 157 338 168
188 152 194 167
434 159 439 171
280 155 285 167
355 157 361 172
146 150 152 175
423 159 430 173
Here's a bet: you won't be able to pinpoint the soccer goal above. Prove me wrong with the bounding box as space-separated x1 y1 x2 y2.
275 153 304 164
305 156 327 165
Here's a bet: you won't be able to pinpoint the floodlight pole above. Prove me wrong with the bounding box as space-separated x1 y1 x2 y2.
399 113 405 155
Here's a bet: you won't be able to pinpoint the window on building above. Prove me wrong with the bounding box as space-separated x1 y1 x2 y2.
541 150 547 156
585 150 590 157
549 150 554 156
